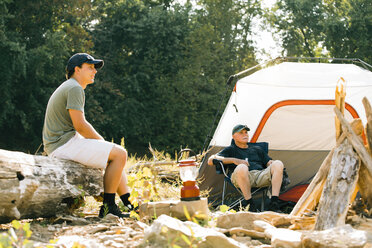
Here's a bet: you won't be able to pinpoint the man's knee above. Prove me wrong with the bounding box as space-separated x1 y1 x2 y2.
271 160 284 173
235 164 249 179
109 145 127 163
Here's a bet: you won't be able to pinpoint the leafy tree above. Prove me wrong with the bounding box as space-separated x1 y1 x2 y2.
267 0 372 63
90 0 261 154
1 0 261 155
0 0 27 149
266 0 325 57
322 0 372 64
0 0 94 152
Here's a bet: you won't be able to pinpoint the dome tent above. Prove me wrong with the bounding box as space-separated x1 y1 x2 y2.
198 58 372 206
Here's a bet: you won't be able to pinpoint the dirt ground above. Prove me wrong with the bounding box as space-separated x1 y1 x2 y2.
1 197 372 248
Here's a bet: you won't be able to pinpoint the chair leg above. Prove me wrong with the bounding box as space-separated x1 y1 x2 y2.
228 196 244 210
260 189 267 211
221 180 226 206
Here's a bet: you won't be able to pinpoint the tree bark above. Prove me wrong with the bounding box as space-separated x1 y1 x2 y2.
334 107 372 175
314 139 360 230
0 149 103 223
290 133 345 216
362 97 372 152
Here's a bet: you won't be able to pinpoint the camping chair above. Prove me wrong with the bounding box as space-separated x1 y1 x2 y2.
213 142 269 211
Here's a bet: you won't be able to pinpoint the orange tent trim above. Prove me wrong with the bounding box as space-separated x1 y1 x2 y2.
250 100 365 143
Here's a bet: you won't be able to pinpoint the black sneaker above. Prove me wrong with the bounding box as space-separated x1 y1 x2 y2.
241 199 259 212
99 203 130 218
268 200 282 213
122 202 139 213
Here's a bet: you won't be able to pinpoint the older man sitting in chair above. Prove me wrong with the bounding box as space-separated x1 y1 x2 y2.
208 124 284 212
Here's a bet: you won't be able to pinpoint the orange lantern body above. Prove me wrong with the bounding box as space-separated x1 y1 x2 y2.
178 150 200 201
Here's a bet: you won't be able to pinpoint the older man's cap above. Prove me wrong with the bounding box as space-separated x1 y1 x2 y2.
232 124 250 135
66 53 104 72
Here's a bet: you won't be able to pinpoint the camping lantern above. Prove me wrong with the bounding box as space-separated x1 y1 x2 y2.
178 149 200 201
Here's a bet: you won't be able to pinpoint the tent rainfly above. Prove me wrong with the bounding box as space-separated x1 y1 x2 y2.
198 61 372 205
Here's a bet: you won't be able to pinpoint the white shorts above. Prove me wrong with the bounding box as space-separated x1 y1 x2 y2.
50 133 115 169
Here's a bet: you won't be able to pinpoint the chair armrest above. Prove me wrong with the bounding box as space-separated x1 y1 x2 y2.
212 159 229 177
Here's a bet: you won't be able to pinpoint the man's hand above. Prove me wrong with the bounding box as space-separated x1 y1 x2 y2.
234 158 249 166
208 155 250 167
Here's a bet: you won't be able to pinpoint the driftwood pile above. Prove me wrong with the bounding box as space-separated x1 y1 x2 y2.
290 96 372 231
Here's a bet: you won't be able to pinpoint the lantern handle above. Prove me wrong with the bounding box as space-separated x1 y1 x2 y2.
177 148 197 163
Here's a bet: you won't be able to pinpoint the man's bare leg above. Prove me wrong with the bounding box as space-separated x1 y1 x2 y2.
270 160 284 196
104 145 127 193
117 172 130 196
234 164 252 200
116 171 135 210
99 145 128 218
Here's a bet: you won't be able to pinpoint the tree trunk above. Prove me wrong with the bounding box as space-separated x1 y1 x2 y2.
0 149 103 223
314 139 360 230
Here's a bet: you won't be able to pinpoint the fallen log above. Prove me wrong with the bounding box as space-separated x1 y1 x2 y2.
0 149 103 223
314 138 360 230
132 161 177 167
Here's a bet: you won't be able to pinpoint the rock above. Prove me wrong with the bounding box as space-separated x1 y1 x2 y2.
56 215 91 226
271 228 302 248
302 225 367 248
228 227 266 239
253 220 302 248
139 198 209 220
133 220 149 230
143 214 247 248
252 240 267 246
231 236 252 246
56 235 104 248
100 213 119 223
253 220 276 234
86 224 109 234
103 240 122 248
216 211 286 230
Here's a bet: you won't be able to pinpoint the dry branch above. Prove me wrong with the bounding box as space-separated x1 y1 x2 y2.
363 97 372 153
134 161 177 167
334 107 372 175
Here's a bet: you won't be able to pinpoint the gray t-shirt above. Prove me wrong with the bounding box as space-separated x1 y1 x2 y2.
42 78 85 155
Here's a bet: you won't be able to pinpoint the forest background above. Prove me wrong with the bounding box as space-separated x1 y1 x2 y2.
0 0 371 156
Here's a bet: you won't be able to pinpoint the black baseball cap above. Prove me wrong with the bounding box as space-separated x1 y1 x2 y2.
66 53 104 72
232 124 250 135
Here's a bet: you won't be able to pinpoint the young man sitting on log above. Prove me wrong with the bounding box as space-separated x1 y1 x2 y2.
208 124 284 212
42 53 134 218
